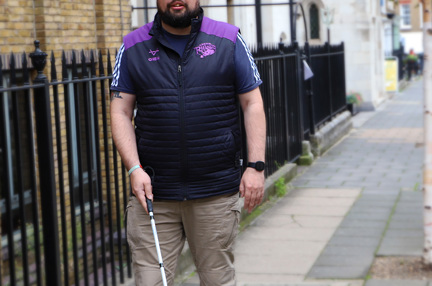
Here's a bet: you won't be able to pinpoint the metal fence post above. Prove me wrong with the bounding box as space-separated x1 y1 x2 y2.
29 40 62 286
326 42 334 118
289 0 296 43
303 42 316 135
255 0 263 46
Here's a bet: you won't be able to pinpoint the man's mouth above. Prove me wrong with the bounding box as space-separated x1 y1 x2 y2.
170 1 185 10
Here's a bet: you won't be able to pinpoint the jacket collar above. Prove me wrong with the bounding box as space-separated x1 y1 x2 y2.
149 7 204 38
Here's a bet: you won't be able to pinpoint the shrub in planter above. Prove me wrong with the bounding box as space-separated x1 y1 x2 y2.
346 92 363 115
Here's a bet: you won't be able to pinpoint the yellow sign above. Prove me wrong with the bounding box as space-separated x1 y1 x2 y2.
385 58 398 92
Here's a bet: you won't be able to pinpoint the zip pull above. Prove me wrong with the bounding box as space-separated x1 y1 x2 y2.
177 64 183 86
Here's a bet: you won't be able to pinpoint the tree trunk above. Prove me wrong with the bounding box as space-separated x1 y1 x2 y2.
423 0 432 265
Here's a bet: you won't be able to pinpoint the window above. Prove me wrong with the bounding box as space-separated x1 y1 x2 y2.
1 72 35 239
400 4 411 29
310 4 320 39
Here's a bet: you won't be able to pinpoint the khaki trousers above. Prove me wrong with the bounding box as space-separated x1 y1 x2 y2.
126 192 241 286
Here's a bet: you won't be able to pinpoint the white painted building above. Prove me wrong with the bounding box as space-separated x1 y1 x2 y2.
130 0 396 109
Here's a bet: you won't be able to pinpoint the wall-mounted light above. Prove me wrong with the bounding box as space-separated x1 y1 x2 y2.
321 6 334 27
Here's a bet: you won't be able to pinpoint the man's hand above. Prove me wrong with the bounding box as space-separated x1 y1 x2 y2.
240 168 265 213
130 168 153 213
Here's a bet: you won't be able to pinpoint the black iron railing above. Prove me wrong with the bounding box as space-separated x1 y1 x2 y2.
251 41 347 173
0 41 131 286
308 42 347 128
252 43 304 175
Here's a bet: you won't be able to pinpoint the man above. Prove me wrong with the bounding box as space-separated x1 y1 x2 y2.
406 49 419 81
110 0 266 284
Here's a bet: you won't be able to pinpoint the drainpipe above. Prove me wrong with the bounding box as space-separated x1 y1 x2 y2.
289 0 296 43
255 0 262 46
144 0 149 24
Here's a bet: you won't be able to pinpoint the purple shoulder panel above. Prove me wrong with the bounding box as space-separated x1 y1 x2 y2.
200 17 239 43
124 22 153 50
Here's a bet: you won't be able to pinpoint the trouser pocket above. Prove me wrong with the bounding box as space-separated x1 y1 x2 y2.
218 193 241 249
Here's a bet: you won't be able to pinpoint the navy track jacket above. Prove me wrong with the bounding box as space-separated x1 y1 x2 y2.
111 10 261 200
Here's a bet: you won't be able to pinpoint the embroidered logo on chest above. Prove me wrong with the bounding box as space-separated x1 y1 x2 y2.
194 43 216 58
148 49 160 61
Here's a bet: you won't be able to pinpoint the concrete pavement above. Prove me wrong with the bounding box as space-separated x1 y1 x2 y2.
179 78 426 286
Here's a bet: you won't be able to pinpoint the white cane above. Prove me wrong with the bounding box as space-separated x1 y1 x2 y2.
144 166 168 286
146 198 168 286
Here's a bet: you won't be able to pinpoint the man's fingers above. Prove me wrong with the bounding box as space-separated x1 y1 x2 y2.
130 168 154 213
243 187 251 211
248 187 259 213
249 190 258 212
135 191 148 214
144 181 153 201
244 184 264 213
239 182 245 197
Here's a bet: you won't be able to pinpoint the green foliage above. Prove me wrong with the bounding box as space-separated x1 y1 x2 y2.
274 160 287 170
346 92 363 105
239 208 263 231
275 177 287 197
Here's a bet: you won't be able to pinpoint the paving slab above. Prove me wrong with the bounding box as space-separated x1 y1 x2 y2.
288 188 361 198
376 242 423 256
313 254 375 267
319 245 377 257
387 219 423 229
338 219 388 229
238 278 362 286
343 212 389 221
327 236 380 247
232 188 360 285
376 189 424 256
307 265 370 279
332 226 384 237
251 214 344 228
241 227 337 242
383 229 424 238
364 280 428 286
240 283 358 286
235 273 304 284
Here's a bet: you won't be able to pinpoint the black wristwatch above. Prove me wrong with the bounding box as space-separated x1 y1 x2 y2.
247 161 265 171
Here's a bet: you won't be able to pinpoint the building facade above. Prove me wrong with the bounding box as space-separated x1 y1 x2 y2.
398 0 424 54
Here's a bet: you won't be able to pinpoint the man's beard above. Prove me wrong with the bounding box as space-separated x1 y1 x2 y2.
158 1 201 28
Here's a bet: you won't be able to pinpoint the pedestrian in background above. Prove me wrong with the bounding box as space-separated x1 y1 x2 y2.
110 0 267 285
406 48 419 81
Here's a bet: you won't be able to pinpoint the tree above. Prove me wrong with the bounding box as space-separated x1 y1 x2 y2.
422 0 432 265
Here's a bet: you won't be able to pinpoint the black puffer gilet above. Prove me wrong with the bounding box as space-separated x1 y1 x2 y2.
124 11 242 200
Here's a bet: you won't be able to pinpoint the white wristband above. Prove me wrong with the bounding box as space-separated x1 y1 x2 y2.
128 164 142 176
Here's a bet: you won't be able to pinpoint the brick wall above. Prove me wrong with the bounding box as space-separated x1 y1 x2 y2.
96 0 131 51
0 0 37 54
1 0 131 56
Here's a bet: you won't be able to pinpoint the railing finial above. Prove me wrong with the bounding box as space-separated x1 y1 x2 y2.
29 40 48 82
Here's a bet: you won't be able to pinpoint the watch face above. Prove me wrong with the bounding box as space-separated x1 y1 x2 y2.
255 161 265 171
